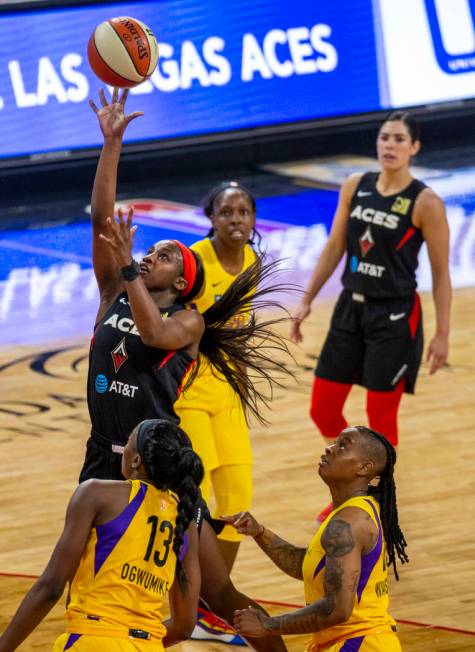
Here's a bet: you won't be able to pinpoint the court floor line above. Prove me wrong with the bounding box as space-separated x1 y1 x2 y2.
0 571 473 636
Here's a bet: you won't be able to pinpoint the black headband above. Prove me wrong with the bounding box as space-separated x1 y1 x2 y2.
136 419 156 458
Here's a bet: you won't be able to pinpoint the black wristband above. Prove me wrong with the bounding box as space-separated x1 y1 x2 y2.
121 260 140 282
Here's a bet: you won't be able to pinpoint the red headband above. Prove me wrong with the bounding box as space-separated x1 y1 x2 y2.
173 241 197 298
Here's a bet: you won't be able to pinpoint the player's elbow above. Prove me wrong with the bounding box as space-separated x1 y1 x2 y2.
174 613 197 641
35 575 66 602
329 603 353 626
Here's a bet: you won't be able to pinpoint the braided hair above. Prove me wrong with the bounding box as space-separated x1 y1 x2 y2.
185 257 297 424
135 419 204 593
355 426 409 580
203 181 264 255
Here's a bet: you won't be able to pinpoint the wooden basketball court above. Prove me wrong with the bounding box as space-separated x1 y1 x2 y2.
0 289 474 651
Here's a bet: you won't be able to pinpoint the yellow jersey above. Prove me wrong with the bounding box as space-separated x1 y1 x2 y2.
190 237 257 324
177 237 257 391
66 480 179 641
302 496 397 650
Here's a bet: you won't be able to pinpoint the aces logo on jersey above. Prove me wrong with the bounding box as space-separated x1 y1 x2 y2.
359 227 375 257
111 338 128 373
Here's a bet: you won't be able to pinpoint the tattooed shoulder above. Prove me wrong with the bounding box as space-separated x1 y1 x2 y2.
321 519 355 557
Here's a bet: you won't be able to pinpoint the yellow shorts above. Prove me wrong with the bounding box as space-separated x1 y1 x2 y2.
176 370 252 469
176 368 253 542
309 632 402 652
53 633 164 651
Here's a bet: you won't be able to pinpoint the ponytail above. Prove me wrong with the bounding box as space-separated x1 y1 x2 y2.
186 258 297 423
136 419 204 593
357 426 409 580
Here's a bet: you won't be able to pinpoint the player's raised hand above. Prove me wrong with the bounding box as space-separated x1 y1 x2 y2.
89 88 143 138
98 206 137 267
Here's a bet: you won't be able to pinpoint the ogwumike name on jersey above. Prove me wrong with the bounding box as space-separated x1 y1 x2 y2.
350 205 399 229
120 562 170 596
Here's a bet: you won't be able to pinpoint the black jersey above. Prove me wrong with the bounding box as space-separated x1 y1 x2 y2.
341 172 426 298
87 293 194 444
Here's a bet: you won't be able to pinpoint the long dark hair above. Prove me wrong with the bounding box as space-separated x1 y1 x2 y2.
184 258 296 424
356 426 408 580
203 181 264 255
136 419 204 593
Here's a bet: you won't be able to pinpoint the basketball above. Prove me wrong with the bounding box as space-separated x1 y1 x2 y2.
88 16 158 88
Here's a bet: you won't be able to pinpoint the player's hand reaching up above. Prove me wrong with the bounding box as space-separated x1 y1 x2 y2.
222 511 264 538
99 206 137 268
89 88 143 139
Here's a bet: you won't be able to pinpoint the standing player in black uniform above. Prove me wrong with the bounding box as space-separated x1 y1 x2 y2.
82 88 288 652
291 112 451 520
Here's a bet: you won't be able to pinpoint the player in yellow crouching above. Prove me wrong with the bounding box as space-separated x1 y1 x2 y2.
0 419 203 651
226 426 408 652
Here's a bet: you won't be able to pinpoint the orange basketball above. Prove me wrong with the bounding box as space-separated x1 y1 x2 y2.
88 16 159 88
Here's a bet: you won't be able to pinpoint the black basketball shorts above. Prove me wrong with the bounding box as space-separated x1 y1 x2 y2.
315 289 424 394
79 429 224 536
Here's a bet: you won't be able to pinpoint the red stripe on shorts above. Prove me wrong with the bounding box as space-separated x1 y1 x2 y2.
408 292 421 339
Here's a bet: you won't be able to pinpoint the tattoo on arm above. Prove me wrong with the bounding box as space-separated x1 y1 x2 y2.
263 519 357 635
256 532 306 580
321 519 355 557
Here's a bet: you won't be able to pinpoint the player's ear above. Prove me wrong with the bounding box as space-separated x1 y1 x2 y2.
411 139 421 157
357 459 374 477
174 277 187 293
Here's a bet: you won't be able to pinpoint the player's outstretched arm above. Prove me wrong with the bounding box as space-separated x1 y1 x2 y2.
415 189 451 374
0 483 99 652
290 173 360 344
223 512 306 580
89 88 143 305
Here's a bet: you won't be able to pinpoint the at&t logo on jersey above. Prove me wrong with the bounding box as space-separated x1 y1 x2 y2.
424 0 475 74
350 256 385 278
95 374 139 398
95 374 109 393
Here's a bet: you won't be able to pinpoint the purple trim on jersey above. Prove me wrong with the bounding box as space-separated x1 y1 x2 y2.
340 635 365 651
356 499 383 602
94 482 147 575
313 554 326 578
179 532 189 561
63 633 82 650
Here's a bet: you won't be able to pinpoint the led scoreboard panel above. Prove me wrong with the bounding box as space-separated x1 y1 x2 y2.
0 0 473 163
